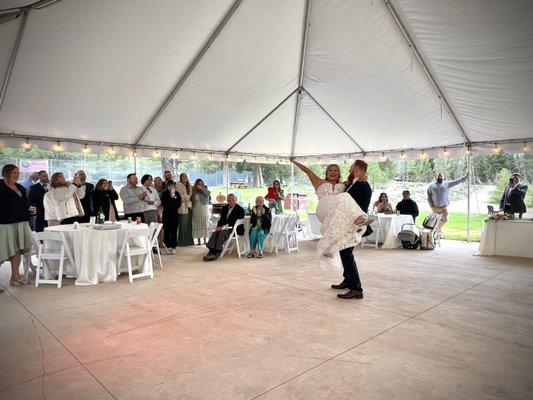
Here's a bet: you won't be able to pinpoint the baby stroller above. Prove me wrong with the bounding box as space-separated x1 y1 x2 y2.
398 223 421 249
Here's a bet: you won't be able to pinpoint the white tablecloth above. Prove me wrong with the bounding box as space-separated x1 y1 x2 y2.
478 219 533 258
45 221 152 285
366 214 414 249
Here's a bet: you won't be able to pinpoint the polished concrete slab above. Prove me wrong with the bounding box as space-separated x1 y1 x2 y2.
1 240 532 399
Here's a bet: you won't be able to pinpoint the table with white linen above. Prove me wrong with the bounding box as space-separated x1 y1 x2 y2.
45 221 152 285
366 213 414 249
243 213 291 252
478 219 533 258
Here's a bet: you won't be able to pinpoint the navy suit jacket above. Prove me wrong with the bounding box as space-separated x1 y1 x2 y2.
346 180 373 237
28 182 47 231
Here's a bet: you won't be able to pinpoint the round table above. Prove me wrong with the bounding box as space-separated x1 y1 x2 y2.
367 213 414 249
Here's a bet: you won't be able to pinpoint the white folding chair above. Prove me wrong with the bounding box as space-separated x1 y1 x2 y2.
284 214 300 254
117 228 153 282
360 215 381 249
219 219 247 259
34 231 68 288
267 215 289 256
149 222 164 268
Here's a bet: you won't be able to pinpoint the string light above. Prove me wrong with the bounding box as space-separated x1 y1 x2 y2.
492 143 499 154
107 145 116 155
82 144 90 154
419 150 427 160
152 148 160 158
400 151 406 160
53 141 62 152
380 152 387 161
442 147 448 157
523 142 528 152
132 149 137 157
22 138 31 149
172 150 180 159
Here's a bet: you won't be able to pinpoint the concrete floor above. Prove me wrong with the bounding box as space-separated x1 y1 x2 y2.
0 240 532 400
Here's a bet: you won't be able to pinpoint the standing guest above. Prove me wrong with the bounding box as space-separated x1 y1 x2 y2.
77 170 94 223
0 164 36 288
163 170 173 189
192 179 211 245
176 173 194 246
427 172 468 232
28 170 49 232
265 180 285 214
153 176 165 247
247 196 271 258
373 193 394 214
44 172 84 226
92 179 119 222
141 174 160 224
500 173 528 218
154 177 164 198
203 194 245 261
395 190 419 223
21 171 39 193
160 181 181 254
120 173 146 222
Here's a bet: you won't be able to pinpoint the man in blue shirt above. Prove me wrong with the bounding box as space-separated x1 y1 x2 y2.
427 172 468 232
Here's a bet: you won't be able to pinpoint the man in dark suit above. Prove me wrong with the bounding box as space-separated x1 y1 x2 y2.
77 170 94 223
500 173 528 218
332 159 372 299
28 170 49 232
203 193 245 261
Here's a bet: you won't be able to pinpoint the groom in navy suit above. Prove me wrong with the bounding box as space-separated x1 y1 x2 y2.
332 159 372 299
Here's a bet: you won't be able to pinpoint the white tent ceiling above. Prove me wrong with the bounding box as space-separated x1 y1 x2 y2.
0 0 531 160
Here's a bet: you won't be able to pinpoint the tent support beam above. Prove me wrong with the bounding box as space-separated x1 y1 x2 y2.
302 88 365 153
134 0 243 146
0 9 28 116
290 0 312 158
225 87 300 153
467 152 471 242
383 0 471 145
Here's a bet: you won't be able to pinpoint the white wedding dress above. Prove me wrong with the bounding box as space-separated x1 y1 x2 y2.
315 182 367 260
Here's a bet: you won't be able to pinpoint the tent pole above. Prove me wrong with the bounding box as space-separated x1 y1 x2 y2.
467 152 471 242
291 162 296 214
224 160 230 197
134 0 242 146
133 150 137 174
0 9 28 116
302 88 365 153
383 0 471 145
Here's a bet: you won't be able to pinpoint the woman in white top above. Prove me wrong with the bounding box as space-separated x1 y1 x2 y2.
141 174 161 224
44 172 85 226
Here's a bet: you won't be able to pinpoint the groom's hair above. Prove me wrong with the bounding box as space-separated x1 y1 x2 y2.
354 159 368 173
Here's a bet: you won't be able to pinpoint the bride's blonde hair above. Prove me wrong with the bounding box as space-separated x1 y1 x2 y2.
325 164 341 183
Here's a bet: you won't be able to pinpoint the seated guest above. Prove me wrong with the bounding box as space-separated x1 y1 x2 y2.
120 173 146 222
28 170 49 232
247 196 272 258
92 179 119 222
141 174 160 224
500 173 528 218
203 193 244 261
395 190 419 222
44 172 84 225
160 181 181 254
77 170 94 223
373 192 394 214
265 180 284 214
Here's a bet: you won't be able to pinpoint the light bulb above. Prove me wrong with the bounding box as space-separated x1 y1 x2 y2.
22 138 31 149
54 141 62 152
108 146 116 155
380 152 386 161
82 144 90 154
523 142 528 152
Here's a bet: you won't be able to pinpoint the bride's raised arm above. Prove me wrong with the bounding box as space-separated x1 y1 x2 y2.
291 159 323 190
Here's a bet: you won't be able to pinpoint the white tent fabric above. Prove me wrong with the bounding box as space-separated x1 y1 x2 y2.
0 0 531 159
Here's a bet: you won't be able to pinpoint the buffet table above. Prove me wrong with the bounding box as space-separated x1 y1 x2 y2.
45 221 152 285
478 219 533 258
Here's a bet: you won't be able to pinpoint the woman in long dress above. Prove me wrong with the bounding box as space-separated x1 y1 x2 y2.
176 173 194 246
191 179 210 245
291 160 368 258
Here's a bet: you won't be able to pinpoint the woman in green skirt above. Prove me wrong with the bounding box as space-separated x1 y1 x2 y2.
0 164 36 289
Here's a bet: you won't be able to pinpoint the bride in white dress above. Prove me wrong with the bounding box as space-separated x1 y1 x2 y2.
291 160 368 259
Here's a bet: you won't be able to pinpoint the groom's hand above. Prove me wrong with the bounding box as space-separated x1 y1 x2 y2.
354 216 366 225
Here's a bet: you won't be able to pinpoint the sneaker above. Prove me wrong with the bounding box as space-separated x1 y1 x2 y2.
172 248 177 254
247 252 255 258
257 251 263 258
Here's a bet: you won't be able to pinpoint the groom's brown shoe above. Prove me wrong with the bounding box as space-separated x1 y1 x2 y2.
331 281 349 290
337 289 364 299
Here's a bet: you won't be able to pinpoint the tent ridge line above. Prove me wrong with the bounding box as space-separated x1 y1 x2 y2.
290 0 312 158
383 0 471 145
225 86 300 154
134 0 243 147
0 9 28 118
302 87 365 153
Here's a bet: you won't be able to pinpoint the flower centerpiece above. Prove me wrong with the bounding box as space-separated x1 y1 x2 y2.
485 211 516 222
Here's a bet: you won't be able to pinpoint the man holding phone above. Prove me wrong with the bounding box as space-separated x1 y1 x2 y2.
120 173 146 222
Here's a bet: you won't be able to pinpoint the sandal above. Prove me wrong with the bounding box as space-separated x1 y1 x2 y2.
10 277 27 286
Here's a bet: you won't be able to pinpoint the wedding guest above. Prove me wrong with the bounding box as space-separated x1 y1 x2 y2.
176 173 194 246
161 181 181 254
500 173 528 218
0 164 36 288
21 171 39 192
395 190 419 222
77 170 94 223
153 176 165 247
163 170 173 189
247 196 271 258
265 180 284 214
44 172 84 225
120 173 146 222
92 179 119 222
191 178 211 245
28 170 49 232
141 174 160 224
203 194 244 261
154 177 164 198
427 172 468 232
373 192 394 214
